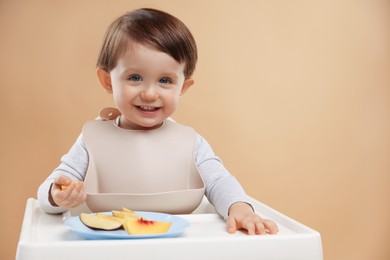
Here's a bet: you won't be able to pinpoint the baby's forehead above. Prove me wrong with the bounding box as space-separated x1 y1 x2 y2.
122 40 186 65
115 43 187 75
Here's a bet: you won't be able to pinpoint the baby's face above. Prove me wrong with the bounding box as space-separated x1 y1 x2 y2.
108 42 193 130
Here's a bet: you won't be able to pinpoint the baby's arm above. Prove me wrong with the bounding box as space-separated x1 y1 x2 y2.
37 134 89 213
195 134 278 235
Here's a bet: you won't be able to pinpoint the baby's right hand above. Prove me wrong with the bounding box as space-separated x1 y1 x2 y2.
49 175 87 209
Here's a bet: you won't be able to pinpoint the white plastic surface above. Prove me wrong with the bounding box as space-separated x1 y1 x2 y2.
16 197 323 260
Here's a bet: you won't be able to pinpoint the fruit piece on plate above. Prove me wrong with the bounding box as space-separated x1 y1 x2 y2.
79 213 122 230
112 209 141 219
122 207 136 213
123 217 172 235
61 182 78 190
96 213 125 225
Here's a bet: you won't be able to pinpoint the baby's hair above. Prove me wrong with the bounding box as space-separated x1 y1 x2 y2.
97 8 197 78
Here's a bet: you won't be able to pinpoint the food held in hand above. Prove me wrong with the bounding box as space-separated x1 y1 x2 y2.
61 182 78 190
123 217 172 235
79 213 122 230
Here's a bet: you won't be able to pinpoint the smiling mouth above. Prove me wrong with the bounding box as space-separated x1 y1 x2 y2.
136 106 160 112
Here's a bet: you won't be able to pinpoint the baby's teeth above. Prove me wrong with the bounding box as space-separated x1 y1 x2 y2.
140 106 156 111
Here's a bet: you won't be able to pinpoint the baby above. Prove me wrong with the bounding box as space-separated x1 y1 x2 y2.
37 8 278 235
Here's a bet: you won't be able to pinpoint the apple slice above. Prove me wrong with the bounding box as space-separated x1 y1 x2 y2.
122 207 136 214
112 209 141 219
96 213 125 225
123 217 171 235
80 213 122 230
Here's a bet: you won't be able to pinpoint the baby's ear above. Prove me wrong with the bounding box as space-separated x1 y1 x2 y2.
180 78 194 96
96 68 113 93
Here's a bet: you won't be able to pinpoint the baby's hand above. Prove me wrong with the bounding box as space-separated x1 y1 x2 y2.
226 202 279 235
49 175 87 209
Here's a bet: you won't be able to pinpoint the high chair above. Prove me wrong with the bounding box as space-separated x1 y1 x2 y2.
17 196 323 260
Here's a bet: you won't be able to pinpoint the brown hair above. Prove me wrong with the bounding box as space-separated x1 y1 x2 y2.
97 8 197 78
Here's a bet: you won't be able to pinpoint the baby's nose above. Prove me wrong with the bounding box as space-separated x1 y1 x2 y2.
140 86 159 101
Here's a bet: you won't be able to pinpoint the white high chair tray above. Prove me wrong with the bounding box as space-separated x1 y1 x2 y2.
16 197 323 260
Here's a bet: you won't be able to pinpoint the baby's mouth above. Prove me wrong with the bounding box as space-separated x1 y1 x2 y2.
136 105 160 112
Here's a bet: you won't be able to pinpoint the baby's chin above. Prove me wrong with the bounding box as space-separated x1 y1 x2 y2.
122 119 164 130
136 122 164 130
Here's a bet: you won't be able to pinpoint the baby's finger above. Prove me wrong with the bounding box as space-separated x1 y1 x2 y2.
254 220 266 235
54 182 77 205
61 183 83 206
263 219 279 234
80 187 87 203
244 220 256 235
68 183 86 207
54 175 72 186
226 216 237 234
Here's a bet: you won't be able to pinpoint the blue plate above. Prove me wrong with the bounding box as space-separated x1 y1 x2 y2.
64 211 190 239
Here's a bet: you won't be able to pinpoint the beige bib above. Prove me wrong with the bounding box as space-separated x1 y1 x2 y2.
83 111 205 214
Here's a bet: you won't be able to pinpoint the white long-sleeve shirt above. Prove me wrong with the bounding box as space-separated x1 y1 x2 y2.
37 122 251 220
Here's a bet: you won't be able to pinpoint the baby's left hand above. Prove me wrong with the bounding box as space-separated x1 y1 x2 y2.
227 202 279 235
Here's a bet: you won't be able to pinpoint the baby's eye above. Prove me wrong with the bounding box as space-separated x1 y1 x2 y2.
159 77 172 84
128 74 142 81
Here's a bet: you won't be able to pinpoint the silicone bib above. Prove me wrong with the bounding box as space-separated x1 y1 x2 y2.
82 108 205 214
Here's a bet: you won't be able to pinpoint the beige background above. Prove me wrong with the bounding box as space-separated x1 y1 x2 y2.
1 0 389 259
